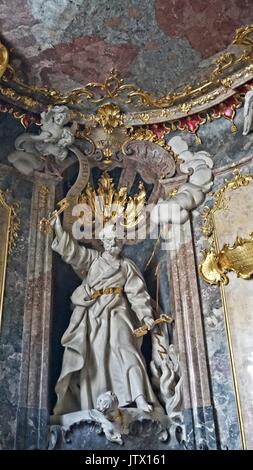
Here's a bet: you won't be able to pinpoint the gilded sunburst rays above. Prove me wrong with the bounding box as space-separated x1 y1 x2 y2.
78 172 146 228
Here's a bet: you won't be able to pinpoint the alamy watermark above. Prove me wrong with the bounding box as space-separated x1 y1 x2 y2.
71 198 183 251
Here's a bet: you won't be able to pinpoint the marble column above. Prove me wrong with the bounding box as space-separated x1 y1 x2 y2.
15 172 59 450
167 220 217 449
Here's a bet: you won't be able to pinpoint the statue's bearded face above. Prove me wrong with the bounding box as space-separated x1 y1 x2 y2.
102 236 122 257
99 224 122 257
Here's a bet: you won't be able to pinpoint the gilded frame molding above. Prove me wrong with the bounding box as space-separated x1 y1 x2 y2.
199 168 253 450
200 169 253 285
0 190 19 331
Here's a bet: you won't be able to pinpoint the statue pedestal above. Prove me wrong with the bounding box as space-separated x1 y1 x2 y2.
49 414 184 450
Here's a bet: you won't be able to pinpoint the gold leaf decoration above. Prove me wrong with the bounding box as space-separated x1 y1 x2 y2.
96 103 123 133
78 172 146 228
0 41 8 79
199 234 253 285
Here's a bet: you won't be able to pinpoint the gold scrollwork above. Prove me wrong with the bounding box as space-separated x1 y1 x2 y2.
0 190 20 331
126 126 177 160
199 234 253 285
2 49 252 109
0 41 8 79
1 24 253 119
200 168 253 251
233 24 253 46
199 168 253 283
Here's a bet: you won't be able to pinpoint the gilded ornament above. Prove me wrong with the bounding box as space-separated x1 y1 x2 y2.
0 41 8 78
96 103 123 133
139 113 150 123
199 234 253 285
199 250 229 285
77 172 146 228
133 314 173 337
1 24 253 140
210 53 235 81
200 168 253 285
220 77 233 88
126 126 177 160
180 103 192 113
1 24 253 120
0 190 20 331
216 169 248 210
233 25 253 46
220 235 253 279
0 84 40 109
103 145 113 159
168 188 178 198
201 206 214 240
40 198 69 234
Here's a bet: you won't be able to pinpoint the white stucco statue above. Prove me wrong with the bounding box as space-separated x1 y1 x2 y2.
51 217 160 415
8 105 76 175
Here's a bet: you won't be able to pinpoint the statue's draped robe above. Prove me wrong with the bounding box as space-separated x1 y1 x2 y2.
52 232 157 414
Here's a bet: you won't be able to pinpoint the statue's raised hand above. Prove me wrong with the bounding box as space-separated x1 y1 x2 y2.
143 316 155 331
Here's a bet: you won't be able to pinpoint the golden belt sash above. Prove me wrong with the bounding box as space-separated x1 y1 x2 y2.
91 287 122 300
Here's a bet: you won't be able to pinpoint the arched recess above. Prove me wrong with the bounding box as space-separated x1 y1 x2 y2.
14 151 218 450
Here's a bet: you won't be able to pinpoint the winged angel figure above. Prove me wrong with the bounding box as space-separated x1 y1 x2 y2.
8 106 77 175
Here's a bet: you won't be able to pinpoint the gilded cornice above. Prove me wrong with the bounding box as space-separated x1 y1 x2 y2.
1 25 253 130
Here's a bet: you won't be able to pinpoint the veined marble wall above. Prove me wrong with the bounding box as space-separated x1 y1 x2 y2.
0 162 33 449
0 105 253 449
190 111 253 450
192 173 243 450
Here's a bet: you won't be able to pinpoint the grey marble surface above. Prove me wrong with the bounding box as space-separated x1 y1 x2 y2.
190 167 253 450
184 406 217 450
0 164 33 449
15 407 48 450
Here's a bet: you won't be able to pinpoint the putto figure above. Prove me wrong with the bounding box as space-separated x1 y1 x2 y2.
51 217 160 415
8 105 76 175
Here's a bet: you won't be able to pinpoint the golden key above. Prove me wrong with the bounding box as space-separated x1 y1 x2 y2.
40 198 69 234
133 314 174 337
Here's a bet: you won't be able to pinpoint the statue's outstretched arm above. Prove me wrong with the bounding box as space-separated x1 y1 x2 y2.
52 214 64 241
51 215 99 273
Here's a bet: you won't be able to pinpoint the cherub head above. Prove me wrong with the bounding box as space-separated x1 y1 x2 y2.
52 106 71 126
96 391 119 421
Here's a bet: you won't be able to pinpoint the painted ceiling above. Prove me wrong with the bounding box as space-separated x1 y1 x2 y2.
1 0 253 95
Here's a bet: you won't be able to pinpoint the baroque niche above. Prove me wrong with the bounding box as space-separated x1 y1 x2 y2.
3 28 253 449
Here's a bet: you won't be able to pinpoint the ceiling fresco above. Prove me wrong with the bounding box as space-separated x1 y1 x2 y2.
1 0 253 94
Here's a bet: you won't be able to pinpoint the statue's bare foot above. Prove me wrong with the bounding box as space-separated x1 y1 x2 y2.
136 395 153 413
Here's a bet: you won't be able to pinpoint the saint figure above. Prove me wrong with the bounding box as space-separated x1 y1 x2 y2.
51 216 159 415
